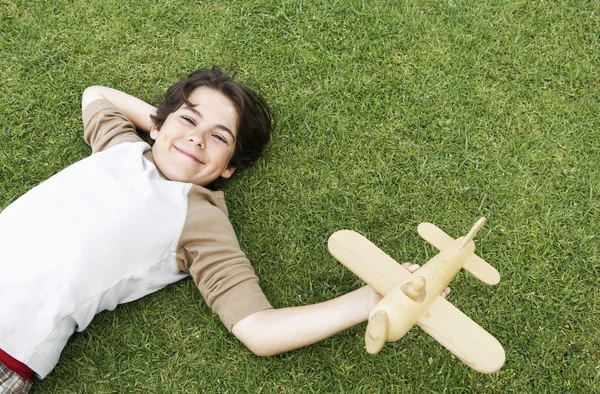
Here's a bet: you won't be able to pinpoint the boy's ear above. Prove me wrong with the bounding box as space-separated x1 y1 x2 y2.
220 166 236 179
150 124 159 140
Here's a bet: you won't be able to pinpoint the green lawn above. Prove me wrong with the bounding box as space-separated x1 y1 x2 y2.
1 0 598 392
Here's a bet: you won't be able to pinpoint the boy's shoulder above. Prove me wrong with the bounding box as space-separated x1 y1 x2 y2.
187 184 229 217
83 99 143 154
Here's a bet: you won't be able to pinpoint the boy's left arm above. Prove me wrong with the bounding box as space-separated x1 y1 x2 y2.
232 263 449 356
232 285 377 356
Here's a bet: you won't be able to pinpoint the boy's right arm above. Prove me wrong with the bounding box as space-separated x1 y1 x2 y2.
82 86 156 132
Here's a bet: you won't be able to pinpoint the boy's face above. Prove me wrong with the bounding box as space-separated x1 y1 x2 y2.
150 86 238 186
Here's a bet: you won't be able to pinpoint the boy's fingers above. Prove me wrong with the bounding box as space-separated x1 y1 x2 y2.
400 264 451 297
401 263 420 273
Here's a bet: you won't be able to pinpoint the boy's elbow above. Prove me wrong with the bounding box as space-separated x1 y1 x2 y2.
235 329 281 357
231 311 282 357
81 86 106 110
244 341 279 357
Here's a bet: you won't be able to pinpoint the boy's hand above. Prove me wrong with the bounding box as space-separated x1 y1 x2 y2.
365 262 452 311
402 262 452 298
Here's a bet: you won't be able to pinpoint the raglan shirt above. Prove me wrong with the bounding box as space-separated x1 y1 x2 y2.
0 99 272 379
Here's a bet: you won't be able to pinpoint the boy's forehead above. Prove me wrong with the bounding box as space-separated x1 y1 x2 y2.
186 86 231 107
183 86 239 135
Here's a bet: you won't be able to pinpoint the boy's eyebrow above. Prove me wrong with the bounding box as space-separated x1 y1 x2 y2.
184 106 235 140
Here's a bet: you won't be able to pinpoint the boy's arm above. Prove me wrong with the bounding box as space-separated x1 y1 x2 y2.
232 263 450 356
82 86 156 132
232 285 376 356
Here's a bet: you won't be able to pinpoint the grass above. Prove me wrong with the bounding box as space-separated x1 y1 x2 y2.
1 0 598 392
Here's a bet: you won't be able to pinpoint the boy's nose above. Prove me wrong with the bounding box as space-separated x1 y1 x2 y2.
188 132 205 148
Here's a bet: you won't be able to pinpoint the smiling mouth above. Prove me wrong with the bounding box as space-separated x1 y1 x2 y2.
174 146 203 164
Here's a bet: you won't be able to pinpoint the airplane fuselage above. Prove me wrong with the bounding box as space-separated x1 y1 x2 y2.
368 236 476 342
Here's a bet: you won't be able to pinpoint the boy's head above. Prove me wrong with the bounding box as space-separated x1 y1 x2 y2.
150 67 273 189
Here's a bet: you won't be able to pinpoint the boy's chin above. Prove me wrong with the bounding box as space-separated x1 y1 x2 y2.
172 174 217 187
161 166 226 187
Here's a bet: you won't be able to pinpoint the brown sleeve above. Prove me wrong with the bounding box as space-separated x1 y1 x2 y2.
83 99 143 153
177 187 272 331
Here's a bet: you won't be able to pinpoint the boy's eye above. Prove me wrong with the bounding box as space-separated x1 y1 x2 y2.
182 116 195 125
212 134 227 143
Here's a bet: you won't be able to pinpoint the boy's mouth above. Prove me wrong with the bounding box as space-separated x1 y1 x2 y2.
174 146 203 164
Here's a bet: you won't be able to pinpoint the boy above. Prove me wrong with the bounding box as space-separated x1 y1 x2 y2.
0 68 447 393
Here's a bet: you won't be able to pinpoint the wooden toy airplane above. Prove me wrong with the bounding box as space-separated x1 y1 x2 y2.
328 217 505 374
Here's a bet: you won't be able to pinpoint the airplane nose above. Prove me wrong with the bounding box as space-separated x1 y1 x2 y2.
365 310 389 354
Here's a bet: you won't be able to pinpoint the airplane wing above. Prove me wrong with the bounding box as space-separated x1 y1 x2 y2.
327 230 411 296
417 223 500 285
417 296 506 373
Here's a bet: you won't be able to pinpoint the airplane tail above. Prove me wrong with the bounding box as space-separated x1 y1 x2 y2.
458 217 487 251
417 218 500 285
